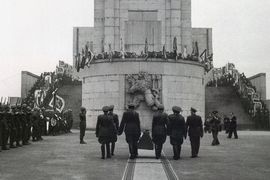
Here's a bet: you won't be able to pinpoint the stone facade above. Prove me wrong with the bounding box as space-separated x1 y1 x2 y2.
248 73 267 101
80 59 205 129
21 71 39 99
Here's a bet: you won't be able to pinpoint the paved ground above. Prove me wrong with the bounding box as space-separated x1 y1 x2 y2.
1 130 270 180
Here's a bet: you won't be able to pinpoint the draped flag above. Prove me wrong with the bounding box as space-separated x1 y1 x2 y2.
173 37 177 60
162 44 167 60
144 38 149 60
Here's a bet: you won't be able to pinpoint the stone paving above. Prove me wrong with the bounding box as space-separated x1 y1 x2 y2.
1 130 270 180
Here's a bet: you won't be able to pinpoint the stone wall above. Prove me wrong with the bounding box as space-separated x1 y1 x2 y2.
248 73 266 101
80 59 205 129
192 28 213 55
21 71 39 99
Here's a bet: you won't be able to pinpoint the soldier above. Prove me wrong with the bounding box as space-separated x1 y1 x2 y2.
167 106 186 160
31 108 40 141
186 107 203 158
9 106 18 148
1 106 10 150
67 109 73 133
26 107 32 142
108 105 119 156
223 115 230 134
210 111 221 146
79 107 87 144
118 103 141 159
152 104 168 159
37 109 44 140
228 112 238 139
96 106 115 159
16 105 23 147
21 105 30 145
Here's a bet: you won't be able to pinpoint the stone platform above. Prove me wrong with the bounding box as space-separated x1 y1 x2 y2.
1 130 270 180
78 58 205 129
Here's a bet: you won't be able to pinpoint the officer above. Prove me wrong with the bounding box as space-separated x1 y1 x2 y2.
210 111 221 146
118 103 141 159
152 104 168 159
96 106 115 159
223 115 230 134
186 107 203 158
108 105 119 156
228 112 238 139
167 106 186 160
79 107 87 144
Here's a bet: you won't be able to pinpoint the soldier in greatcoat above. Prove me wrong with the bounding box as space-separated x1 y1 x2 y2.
167 106 186 160
118 103 141 159
96 106 115 159
186 107 203 158
210 111 221 146
152 104 168 159
108 105 119 156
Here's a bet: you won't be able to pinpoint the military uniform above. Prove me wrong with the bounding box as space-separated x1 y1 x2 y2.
79 107 87 144
152 105 168 159
1 106 10 150
108 105 119 156
119 104 141 159
186 108 203 158
228 114 238 139
31 108 40 141
167 106 186 160
96 106 115 159
210 111 221 146
223 116 230 134
9 108 18 148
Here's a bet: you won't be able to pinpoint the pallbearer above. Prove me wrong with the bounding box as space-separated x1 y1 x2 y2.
108 105 119 156
95 106 115 159
79 107 87 144
118 103 141 159
152 104 168 159
167 106 186 160
186 107 203 158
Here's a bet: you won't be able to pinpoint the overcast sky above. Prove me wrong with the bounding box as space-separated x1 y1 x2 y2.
0 0 269 99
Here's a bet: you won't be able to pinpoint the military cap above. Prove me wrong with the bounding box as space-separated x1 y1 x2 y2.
190 107 197 113
102 106 109 112
157 104 164 110
172 106 182 113
80 107 86 111
128 103 135 108
108 105 114 111
212 110 218 114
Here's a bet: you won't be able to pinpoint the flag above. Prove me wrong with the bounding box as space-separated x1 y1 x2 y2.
162 44 167 60
144 38 148 54
200 49 207 62
182 45 188 59
173 37 177 60
120 38 125 59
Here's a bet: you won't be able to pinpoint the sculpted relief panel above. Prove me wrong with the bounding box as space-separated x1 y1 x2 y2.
125 72 162 111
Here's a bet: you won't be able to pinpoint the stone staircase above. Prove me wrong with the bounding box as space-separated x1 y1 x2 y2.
205 86 254 129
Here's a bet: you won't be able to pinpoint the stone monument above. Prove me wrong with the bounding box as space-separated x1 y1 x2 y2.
73 0 213 129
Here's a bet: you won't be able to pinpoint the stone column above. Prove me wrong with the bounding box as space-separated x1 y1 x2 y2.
181 0 192 55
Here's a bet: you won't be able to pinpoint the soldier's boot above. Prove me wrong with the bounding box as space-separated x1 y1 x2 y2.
155 145 159 159
111 142 115 156
16 141 22 147
101 144 105 159
10 138 17 148
177 145 181 159
173 146 179 160
106 143 111 158
134 143 138 158
128 144 135 159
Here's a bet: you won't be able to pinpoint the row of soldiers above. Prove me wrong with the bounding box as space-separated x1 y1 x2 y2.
88 104 203 160
0 104 44 151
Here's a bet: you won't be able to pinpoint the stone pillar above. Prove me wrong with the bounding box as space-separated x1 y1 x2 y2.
104 0 115 52
94 0 105 53
181 0 192 54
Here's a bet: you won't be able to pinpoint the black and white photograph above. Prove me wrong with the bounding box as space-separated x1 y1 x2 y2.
0 0 270 179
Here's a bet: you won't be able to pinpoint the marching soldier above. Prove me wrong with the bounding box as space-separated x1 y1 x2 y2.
152 104 168 159
167 106 186 160
108 105 119 156
118 103 141 159
9 106 18 148
96 106 115 159
228 112 238 139
210 111 221 146
186 107 203 158
79 107 87 144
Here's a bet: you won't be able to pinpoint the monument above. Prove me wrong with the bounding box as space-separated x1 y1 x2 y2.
73 0 213 129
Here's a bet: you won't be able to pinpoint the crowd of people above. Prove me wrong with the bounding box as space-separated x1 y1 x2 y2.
0 104 74 151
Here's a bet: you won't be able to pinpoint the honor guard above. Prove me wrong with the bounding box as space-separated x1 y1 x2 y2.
118 103 141 159
108 105 119 156
152 104 168 159
186 107 203 158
